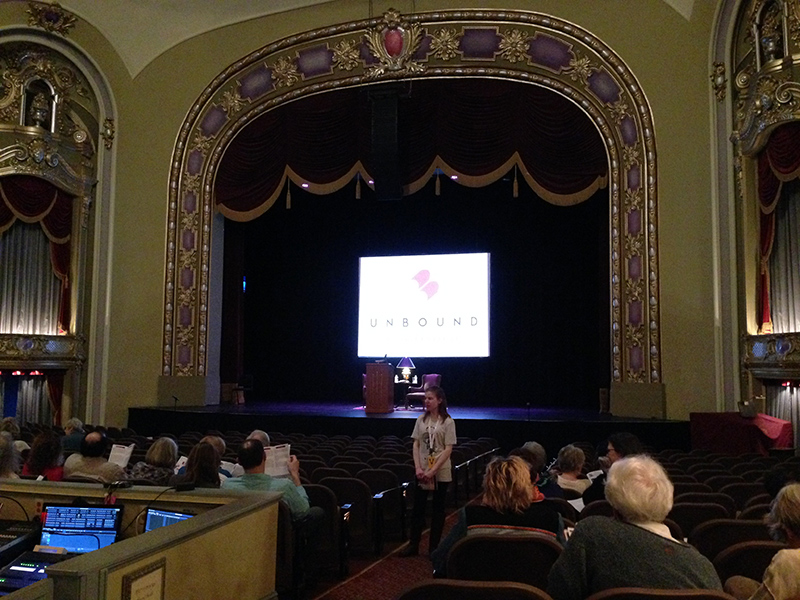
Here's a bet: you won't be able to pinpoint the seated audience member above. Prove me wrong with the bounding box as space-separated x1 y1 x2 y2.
61 417 85 453
0 432 20 479
581 431 644 505
0 417 29 456
556 444 591 495
509 445 564 498
247 429 270 446
724 482 800 600
63 431 126 483
169 442 221 488
176 435 243 479
127 437 178 485
22 430 64 481
432 455 563 575
547 455 721 600
221 439 310 519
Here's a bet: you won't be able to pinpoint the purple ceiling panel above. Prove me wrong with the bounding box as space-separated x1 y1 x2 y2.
240 65 274 100
528 33 573 72
459 28 501 59
587 68 620 104
297 46 334 78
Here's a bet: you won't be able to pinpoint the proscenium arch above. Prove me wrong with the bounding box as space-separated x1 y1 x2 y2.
164 9 661 387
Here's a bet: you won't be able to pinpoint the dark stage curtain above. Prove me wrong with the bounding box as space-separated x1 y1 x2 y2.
757 121 800 331
0 175 73 332
215 79 608 220
45 370 65 426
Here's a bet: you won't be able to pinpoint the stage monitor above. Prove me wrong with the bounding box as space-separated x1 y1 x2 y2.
358 252 490 358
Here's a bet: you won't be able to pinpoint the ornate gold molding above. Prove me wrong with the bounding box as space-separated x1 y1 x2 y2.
0 334 84 369
26 2 77 37
743 333 800 378
164 8 662 386
732 0 800 154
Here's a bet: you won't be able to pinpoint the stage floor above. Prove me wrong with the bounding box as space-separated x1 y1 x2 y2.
128 401 690 452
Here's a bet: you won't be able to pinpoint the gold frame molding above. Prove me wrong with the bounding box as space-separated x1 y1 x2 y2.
163 8 662 385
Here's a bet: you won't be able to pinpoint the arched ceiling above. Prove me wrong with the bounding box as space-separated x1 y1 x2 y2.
60 0 695 78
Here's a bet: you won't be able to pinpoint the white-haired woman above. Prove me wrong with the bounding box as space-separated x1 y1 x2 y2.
556 444 591 495
547 455 721 600
725 482 800 600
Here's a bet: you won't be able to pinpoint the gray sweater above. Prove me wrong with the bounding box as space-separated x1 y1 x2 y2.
547 517 722 600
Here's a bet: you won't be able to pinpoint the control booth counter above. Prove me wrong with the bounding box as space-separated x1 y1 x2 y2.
0 479 281 600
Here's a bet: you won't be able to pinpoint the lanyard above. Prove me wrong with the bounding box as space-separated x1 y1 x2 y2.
427 417 441 455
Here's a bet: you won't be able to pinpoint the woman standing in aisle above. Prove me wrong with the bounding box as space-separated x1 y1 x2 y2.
400 385 456 556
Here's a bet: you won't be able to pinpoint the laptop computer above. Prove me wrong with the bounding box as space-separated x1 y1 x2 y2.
0 503 124 595
143 508 192 532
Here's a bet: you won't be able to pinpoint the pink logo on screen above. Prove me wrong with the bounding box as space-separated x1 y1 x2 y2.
412 270 439 300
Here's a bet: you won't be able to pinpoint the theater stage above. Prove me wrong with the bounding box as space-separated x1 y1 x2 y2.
128 402 689 452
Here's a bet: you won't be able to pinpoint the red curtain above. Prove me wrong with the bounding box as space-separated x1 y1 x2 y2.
756 122 800 331
45 370 65 426
215 79 608 219
0 175 74 332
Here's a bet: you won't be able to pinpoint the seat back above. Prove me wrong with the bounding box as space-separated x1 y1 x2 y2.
397 579 555 600
585 588 738 600
310 466 350 484
579 500 614 519
712 540 786 583
719 482 768 511
446 532 562 589
673 493 736 518
357 468 405 540
303 483 344 575
687 518 771 561
319 476 376 553
668 503 729 538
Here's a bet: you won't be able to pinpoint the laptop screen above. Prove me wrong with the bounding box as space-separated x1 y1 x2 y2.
143 508 192 532
39 504 123 554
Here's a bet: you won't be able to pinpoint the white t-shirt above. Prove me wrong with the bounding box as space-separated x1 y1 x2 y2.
411 414 456 482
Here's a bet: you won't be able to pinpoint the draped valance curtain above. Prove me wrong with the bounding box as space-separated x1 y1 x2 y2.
215 79 608 220
0 175 73 332
757 121 800 332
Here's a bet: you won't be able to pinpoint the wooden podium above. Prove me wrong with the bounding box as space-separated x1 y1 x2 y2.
365 362 394 414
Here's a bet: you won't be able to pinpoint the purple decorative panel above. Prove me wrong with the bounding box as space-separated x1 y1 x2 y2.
627 209 641 236
528 33 572 73
182 229 195 250
298 46 334 78
587 68 620 104
630 345 644 370
187 150 203 175
360 38 379 64
460 28 501 59
184 192 196 213
178 345 191 365
628 300 643 326
240 65 274 100
619 115 638 146
200 106 227 137
413 35 432 60
627 165 640 191
628 256 642 280
180 268 194 288
179 306 192 328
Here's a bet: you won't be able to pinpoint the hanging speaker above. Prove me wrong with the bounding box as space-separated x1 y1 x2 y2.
369 85 403 200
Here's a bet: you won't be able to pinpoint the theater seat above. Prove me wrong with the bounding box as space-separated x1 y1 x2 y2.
397 579 555 600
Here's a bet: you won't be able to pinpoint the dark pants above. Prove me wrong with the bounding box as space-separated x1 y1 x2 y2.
409 481 450 552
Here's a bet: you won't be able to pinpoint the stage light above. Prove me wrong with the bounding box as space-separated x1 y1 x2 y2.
30 370 43 376
301 183 309 188
12 370 23 376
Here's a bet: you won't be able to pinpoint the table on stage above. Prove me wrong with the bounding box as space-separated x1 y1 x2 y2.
690 412 793 455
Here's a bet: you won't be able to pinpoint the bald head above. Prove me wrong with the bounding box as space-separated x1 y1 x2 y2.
80 431 108 457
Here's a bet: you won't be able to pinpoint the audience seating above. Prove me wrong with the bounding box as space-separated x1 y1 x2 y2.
357 468 406 540
446 532 562 589
319 476 379 554
310 467 350 484
397 579 555 600
673 493 736 518
712 540 787 583
304 483 348 577
668 502 729 538
737 503 770 520
704 475 745 492
579 500 614 519
687 519 772 561
673 482 713 495
719 483 768 511
585 588 737 600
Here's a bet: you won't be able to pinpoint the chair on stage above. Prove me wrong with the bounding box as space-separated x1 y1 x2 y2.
405 373 442 409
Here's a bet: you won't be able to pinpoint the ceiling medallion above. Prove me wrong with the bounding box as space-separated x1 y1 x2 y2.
26 2 77 36
364 9 424 77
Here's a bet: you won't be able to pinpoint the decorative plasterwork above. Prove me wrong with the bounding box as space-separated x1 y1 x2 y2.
732 0 800 155
742 333 800 378
26 2 77 37
163 9 662 385
0 334 84 369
